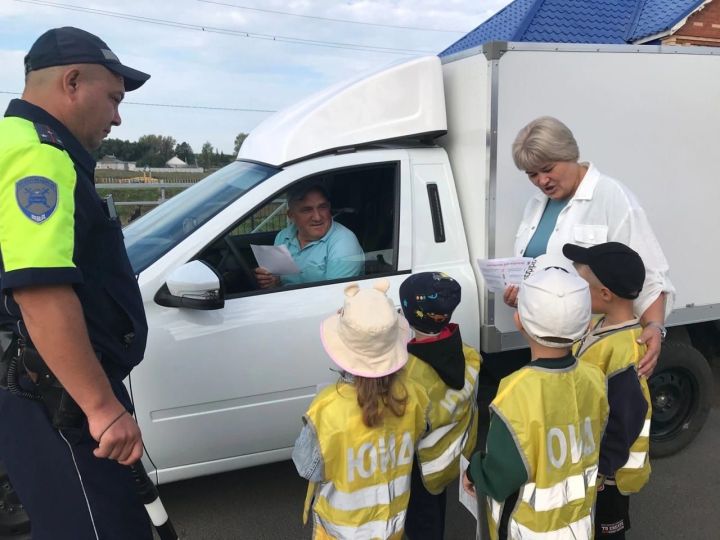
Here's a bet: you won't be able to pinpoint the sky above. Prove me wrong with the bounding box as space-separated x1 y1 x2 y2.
0 0 513 154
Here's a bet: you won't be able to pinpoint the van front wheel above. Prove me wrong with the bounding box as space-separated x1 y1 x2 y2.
649 341 713 458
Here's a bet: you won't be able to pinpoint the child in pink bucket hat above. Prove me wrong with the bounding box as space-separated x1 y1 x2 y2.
292 279 430 540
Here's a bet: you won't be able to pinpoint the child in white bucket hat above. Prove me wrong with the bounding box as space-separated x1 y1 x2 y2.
292 279 430 540
463 255 609 539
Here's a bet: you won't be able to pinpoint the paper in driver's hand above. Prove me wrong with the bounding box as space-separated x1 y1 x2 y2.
251 244 300 275
477 257 533 293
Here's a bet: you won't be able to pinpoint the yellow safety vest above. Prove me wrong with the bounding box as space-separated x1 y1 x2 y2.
574 322 652 494
487 360 608 540
405 344 481 494
303 372 429 540
0 117 77 273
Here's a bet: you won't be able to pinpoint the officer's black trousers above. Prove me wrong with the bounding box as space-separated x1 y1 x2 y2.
0 386 152 540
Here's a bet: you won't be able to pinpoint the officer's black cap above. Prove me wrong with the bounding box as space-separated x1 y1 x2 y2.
562 242 645 300
24 27 150 92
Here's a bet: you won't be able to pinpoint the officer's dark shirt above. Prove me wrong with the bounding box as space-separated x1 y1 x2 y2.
0 99 147 405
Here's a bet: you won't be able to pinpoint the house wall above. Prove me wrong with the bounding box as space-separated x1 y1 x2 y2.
96 162 137 171
663 0 720 46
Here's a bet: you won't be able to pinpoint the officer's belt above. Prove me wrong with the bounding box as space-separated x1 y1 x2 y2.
2 339 85 430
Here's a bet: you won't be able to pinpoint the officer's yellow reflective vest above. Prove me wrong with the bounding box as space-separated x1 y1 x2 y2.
405 344 481 494
574 322 652 494
303 372 429 540
486 360 608 540
0 117 77 274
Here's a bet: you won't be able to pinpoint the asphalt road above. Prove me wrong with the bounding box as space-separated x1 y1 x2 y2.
154 372 720 540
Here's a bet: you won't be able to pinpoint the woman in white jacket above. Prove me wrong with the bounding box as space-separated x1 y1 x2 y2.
503 116 674 376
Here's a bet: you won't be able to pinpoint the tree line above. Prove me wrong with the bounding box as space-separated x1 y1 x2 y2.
94 133 248 169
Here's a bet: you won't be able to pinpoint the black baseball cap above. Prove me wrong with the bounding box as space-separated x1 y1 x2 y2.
562 242 645 300
399 272 461 334
24 27 150 91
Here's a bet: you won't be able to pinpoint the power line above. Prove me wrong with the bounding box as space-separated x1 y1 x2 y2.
124 101 275 113
13 0 435 55
0 91 276 112
197 0 466 34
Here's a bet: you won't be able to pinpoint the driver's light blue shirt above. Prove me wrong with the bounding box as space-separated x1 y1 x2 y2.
274 220 364 285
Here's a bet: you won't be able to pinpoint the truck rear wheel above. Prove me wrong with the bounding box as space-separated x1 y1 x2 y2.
0 461 31 538
649 341 714 457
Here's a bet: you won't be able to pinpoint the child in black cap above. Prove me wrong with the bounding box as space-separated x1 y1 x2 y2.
400 272 482 540
563 241 652 539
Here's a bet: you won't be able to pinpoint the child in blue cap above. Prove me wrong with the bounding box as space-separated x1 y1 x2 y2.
400 272 482 540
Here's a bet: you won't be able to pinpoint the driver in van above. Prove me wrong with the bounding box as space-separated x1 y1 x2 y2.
254 184 364 288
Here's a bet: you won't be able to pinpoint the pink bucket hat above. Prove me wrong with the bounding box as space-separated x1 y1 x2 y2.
321 279 410 378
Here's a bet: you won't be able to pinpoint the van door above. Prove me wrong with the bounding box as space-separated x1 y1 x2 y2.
131 150 413 481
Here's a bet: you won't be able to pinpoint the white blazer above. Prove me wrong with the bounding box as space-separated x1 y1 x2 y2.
514 163 675 318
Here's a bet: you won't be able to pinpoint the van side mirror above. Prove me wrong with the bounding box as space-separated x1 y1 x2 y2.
155 260 225 310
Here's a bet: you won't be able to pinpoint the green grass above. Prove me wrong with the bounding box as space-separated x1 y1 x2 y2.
95 169 206 183
94 168 213 224
95 187 186 224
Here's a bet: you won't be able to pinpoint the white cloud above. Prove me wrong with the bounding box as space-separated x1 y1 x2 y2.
0 0 512 153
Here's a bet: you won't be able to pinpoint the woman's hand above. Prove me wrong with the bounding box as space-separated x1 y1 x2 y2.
637 325 662 377
638 294 667 377
503 285 519 308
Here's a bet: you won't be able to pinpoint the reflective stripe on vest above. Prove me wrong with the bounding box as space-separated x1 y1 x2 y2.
407 344 481 494
622 418 650 471
314 510 406 540
616 389 652 494
420 417 473 476
304 373 429 540
487 360 608 539
488 497 503 533
508 514 593 539
316 474 410 511
521 464 598 512
574 323 652 494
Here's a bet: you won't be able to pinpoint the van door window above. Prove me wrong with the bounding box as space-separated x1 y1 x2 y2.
197 162 400 296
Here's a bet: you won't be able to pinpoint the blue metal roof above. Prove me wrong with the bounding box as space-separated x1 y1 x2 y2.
628 0 706 41
440 0 706 56
439 0 537 54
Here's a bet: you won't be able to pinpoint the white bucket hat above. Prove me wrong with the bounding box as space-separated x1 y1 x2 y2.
518 259 591 348
321 279 410 378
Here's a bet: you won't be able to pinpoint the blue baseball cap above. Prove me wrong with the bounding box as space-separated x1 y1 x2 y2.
24 27 150 91
399 272 461 334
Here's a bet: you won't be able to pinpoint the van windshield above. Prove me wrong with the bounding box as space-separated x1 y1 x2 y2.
123 160 279 274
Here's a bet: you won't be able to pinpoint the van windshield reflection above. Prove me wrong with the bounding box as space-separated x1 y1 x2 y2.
123 160 279 274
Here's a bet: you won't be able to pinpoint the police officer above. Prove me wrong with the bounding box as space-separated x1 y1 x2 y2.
0 27 152 539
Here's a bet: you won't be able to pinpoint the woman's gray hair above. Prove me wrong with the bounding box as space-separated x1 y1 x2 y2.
512 116 580 171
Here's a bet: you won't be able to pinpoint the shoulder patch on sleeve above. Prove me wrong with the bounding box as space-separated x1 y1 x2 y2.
15 176 58 224
34 123 65 150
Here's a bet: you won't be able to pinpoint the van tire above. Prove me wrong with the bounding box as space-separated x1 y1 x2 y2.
649 341 714 458
0 461 31 537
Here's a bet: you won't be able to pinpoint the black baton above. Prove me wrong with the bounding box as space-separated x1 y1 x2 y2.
130 461 179 540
